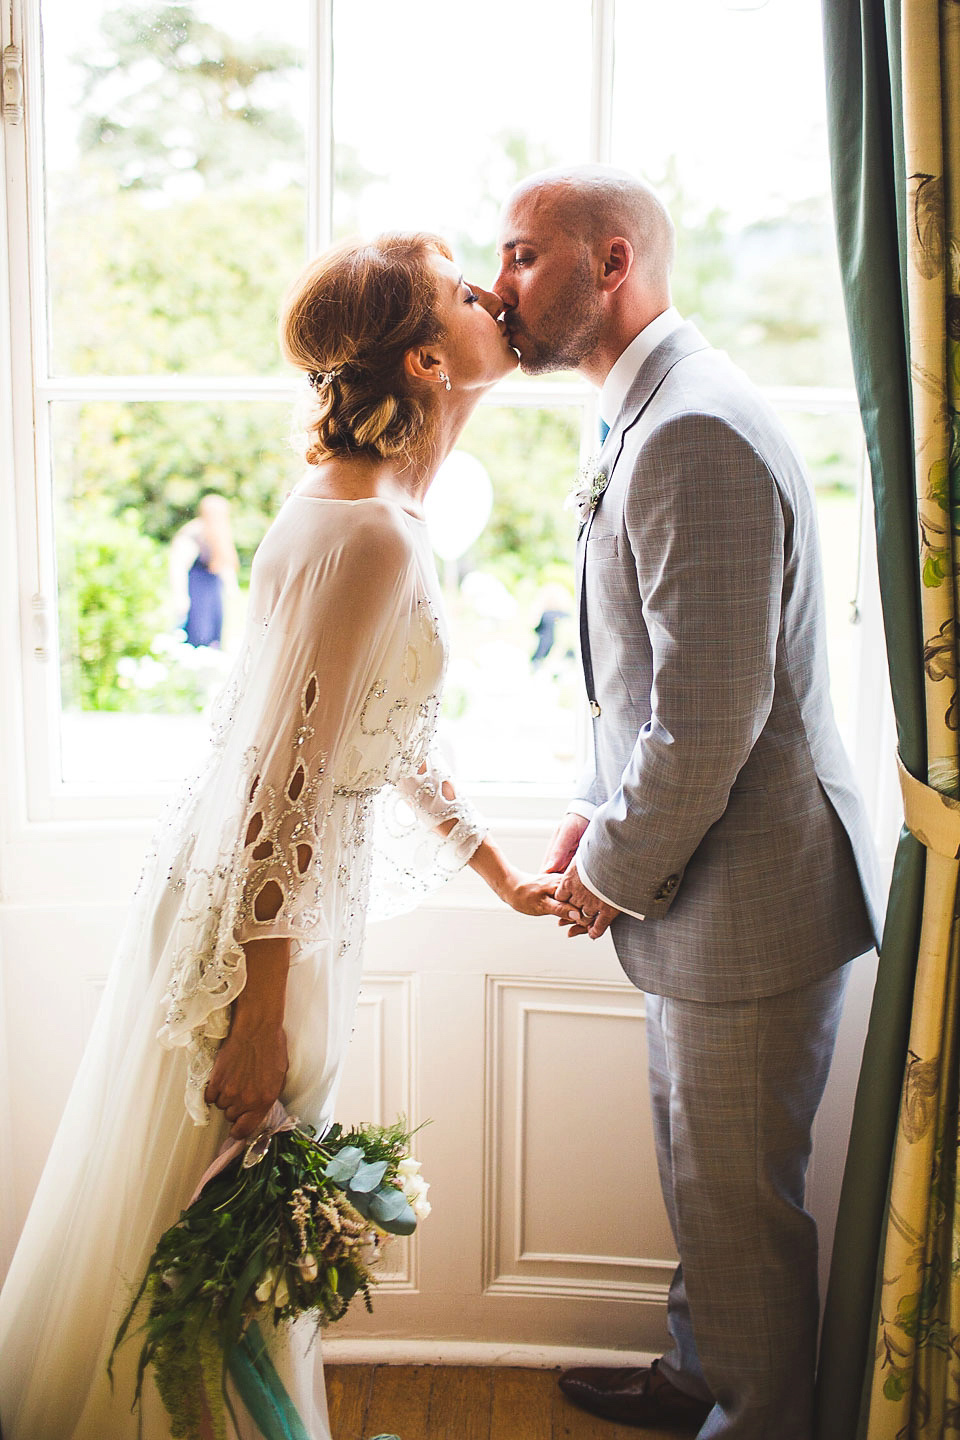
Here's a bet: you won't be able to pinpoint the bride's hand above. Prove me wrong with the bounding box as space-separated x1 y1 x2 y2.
204 1014 289 1140
502 869 578 919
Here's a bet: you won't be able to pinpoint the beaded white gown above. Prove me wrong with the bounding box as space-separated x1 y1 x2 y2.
0 493 485 1440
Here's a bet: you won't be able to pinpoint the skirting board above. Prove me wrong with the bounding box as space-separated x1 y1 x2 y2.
322 1339 657 1369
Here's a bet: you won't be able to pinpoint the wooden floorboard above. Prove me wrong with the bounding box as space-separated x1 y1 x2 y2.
326 1365 689 1440
490 1367 555 1440
326 1364 374 1439
425 1365 493 1440
364 1364 434 1440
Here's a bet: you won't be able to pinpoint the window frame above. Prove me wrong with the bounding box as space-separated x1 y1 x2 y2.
1 0 898 866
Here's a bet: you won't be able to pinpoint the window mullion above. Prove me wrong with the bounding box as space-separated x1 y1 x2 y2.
590 0 615 164
7 0 64 820
307 0 334 255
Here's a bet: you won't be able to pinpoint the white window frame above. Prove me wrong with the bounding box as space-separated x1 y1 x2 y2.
0 0 899 864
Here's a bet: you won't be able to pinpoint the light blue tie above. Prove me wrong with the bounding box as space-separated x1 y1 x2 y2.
599 417 610 443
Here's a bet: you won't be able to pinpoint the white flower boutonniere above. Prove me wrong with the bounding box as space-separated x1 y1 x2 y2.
564 461 610 527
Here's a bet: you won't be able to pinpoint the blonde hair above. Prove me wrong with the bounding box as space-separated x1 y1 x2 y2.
279 232 453 466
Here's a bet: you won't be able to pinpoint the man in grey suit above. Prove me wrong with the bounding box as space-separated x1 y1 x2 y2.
493 167 883 1439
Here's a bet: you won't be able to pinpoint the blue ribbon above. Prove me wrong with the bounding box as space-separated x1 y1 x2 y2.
227 1322 311 1440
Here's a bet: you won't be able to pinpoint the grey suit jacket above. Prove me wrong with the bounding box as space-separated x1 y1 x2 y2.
574 322 883 1002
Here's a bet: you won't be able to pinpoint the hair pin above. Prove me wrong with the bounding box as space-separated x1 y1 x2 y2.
306 368 341 392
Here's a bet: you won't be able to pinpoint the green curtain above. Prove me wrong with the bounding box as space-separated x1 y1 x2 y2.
816 1 960 1436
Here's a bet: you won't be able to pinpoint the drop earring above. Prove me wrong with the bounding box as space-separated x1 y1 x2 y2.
438 370 452 391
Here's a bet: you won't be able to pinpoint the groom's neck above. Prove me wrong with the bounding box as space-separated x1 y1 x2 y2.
579 291 673 388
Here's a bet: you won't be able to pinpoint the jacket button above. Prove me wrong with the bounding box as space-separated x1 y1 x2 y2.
663 874 679 893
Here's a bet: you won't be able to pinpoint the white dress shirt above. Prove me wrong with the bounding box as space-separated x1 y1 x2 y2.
570 306 684 920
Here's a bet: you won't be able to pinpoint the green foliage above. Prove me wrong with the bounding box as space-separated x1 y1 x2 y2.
459 405 581 587
53 398 292 558
48 186 304 378
58 503 169 711
74 3 302 193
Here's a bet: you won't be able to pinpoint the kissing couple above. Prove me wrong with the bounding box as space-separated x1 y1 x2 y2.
0 164 881 1440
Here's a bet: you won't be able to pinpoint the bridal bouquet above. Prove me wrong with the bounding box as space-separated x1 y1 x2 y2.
109 1106 430 1440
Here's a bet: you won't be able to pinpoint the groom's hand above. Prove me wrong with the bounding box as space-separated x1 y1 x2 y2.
542 811 589 873
555 863 619 940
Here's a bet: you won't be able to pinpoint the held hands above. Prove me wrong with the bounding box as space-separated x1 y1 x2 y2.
542 812 620 940
554 863 620 940
501 868 570 918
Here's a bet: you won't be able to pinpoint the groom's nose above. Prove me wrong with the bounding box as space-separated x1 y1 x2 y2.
474 284 503 320
491 267 514 311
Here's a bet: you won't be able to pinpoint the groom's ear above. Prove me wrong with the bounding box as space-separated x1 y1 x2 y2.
598 237 634 292
404 346 443 384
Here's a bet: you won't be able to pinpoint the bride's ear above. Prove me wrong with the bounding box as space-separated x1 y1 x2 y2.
404 346 445 386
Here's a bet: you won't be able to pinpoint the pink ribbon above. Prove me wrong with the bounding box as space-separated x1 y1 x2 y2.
188 1101 300 1206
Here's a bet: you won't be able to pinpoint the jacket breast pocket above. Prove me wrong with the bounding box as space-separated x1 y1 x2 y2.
587 532 619 560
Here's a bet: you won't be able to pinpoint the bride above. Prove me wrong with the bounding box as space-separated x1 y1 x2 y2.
0 232 568 1439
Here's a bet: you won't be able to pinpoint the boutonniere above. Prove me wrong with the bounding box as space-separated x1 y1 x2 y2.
564 460 610 527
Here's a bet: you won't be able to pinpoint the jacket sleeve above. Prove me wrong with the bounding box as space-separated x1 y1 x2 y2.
575 413 785 918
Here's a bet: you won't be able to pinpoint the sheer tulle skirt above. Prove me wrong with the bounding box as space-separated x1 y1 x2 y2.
0 862 364 1440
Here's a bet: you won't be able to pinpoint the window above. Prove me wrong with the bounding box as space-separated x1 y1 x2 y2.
4 0 880 825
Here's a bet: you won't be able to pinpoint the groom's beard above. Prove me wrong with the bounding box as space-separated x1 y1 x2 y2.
508 256 604 375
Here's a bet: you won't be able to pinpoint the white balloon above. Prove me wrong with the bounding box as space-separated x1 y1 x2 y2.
424 451 493 561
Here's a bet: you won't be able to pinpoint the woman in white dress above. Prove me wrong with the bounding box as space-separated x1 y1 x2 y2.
0 232 567 1440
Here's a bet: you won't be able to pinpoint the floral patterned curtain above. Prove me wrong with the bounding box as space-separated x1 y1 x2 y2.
816 1 960 1437
865 1 960 1433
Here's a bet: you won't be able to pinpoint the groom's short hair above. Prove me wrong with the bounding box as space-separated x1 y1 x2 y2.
511 165 676 288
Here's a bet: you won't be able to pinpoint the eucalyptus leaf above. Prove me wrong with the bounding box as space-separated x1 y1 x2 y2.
345 1189 372 1220
348 1160 389 1194
366 1188 410 1223
323 1146 365 1185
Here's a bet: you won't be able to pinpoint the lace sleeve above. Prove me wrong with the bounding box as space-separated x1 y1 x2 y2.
367 739 487 922
156 501 423 1121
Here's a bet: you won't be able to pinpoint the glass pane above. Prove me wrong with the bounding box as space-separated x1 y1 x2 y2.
332 0 592 285
430 403 584 787
773 404 865 740
612 0 852 390
40 0 309 376
51 399 293 786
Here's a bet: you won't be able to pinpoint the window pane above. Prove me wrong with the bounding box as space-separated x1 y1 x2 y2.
51 398 293 786
431 402 584 787
332 0 592 284
612 0 852 390
777 406 867 742
40 0 309 377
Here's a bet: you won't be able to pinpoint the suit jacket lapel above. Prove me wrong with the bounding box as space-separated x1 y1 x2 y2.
578 320 711 551
604 320 710 480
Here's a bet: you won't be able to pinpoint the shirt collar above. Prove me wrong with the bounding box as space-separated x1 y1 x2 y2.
598 306 684 429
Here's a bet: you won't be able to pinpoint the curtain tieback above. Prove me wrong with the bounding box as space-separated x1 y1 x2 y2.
897 753 960 858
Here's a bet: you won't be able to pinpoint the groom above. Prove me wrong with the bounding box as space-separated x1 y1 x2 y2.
493 166 882 1439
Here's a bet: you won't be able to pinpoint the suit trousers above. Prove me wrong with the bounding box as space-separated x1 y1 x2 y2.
644 964 850 1440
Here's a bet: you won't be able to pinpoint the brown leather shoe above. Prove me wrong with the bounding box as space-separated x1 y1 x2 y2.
558 1360 712 1430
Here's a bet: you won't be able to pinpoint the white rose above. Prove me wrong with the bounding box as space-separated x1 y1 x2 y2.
412 1194 432 1221
402 1175 430 1204
397 1157 422 1180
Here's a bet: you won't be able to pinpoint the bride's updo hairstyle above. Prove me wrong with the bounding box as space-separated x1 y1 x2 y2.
280 232 453 466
